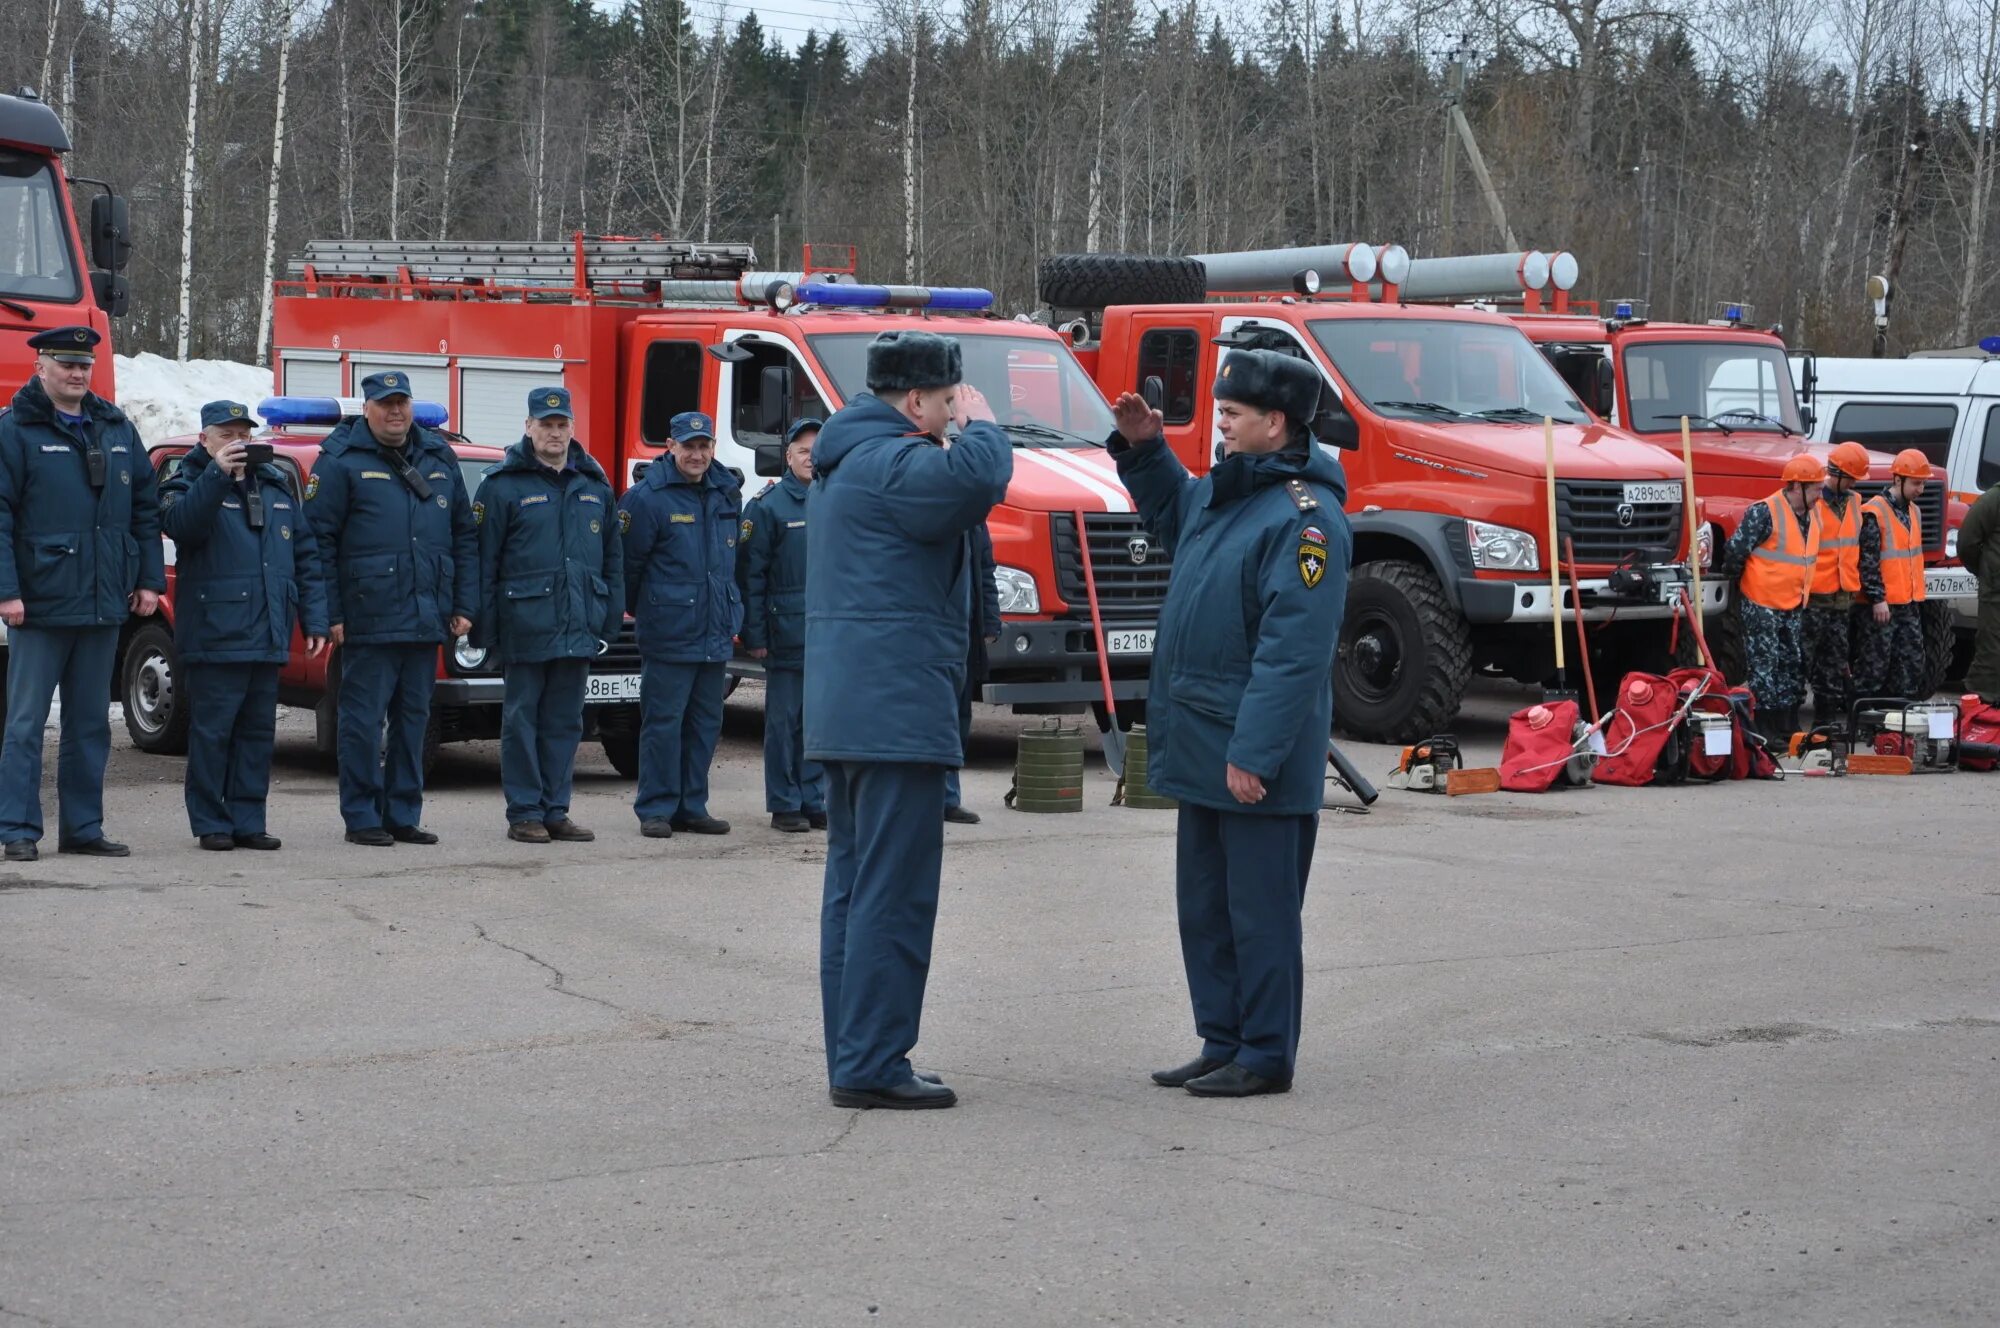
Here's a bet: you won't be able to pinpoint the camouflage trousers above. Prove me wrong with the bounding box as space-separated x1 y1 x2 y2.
1740 601 1806 711
1800 605 1854 722
1851 601 1924 700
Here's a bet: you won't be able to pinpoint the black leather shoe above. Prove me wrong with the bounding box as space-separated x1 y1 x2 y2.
508 822 552 844
345 828 395 847
943 804 981 825
1151 1055 1230 1087
806 811 828 830
59 838 130 857
913 1069 944 1086
1183 1063 1290 1098
672 815 731 835
829 1078 958 1110
4 840 38 862
388 825 439 845
771 812 810 833
198 833 235 852
234 833 282 850
640 818 674 839
545 819 594 842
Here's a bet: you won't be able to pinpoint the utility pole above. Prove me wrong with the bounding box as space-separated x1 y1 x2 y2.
1877 129 1926 357
1441 35 1474 253
1636 149 1655 309
1440 37 1517 251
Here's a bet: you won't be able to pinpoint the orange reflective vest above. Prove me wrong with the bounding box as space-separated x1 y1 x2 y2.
1864 494 1925 605
1739 492 1820 611
1811 492 1862 594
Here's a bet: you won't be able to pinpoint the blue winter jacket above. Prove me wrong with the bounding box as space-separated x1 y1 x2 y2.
0 377 165 628
160 442 330 664
617 455 743 664
305 417 479 646
1113 435 1351 815
472 439 624 664
804 395 1013 765
737 471 811 668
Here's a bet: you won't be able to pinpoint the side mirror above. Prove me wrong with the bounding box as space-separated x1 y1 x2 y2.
91 268 130 318
1141 375 1165 410
89 193 131 272
753 443 785 477
706 340 754 364
1592 357 1616 418
1314 402 1360 451
758 364 791 435
1800 404 1817 433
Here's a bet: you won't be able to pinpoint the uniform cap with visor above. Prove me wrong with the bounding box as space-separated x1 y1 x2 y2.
27 324 99 364
361 370 414 401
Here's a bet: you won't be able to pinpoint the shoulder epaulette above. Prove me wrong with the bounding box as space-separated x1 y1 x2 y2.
1285 478 1319 513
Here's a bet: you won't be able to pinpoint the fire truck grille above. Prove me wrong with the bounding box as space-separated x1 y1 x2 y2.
1853 480 1947 555
593 622 643 671
1052 513 1174 618
1555 482 1684 564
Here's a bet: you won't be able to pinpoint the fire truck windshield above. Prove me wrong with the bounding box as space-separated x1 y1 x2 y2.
1620 340 1804 435
0 148 82 303
1307 318 1589 424
807 331 1116 447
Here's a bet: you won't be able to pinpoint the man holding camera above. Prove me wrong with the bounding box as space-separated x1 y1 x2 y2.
160 401 330 850
305 370 479 847
0 325 165 862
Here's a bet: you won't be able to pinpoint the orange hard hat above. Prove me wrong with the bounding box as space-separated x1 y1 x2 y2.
1892 448 1931 479
1827 441 1871 480
1781 453 1827 484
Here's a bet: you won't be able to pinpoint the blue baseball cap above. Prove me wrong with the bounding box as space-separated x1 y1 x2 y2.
360 370 414 401
28 325 100 363
199 400 259 429
785 417 824 443
669 411 715 444
529 385 572 419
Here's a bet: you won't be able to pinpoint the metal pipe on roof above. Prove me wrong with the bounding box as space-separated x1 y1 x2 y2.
1367 251 1552 300
1195 243 1380 291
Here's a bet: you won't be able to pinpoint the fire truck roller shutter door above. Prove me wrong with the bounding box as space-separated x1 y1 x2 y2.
459 365 565 447
280 354 343 398
350 361 449 412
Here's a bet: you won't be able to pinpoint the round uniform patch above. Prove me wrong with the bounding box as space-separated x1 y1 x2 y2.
741 518 755 539
119 470 130 485
436 494 448 508
305 474 320 500
472 500 485 526
281 525 292 540
589 519 600 534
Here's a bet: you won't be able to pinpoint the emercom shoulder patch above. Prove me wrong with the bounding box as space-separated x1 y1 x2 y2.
1298 540 1327 589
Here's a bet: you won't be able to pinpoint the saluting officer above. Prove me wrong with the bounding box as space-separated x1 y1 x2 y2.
305 371 479 847
618 411 741 838
473 387 623 844
0 325 165 862
739 417 825 833
160 401 330 850
809 331 1011 1110
1110 348 1351 1099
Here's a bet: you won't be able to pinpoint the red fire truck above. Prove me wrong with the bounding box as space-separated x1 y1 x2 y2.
269 238 1156 742
0 87 131 719
1045 246 1713 742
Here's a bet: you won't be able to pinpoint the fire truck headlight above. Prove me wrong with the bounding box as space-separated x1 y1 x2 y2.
1697 521 1717 571
1946 527 1959 560
452 635 489 671
1467 521 1539 572
993 565 1039 615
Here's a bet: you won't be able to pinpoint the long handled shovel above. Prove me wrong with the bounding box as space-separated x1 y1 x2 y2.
1073 509 1128 781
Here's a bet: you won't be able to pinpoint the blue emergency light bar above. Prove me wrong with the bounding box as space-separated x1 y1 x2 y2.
1613 302 1633 319
1982 335 2000 355
796 281 995 312
258 396 451 428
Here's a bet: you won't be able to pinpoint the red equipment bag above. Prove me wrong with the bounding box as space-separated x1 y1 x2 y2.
1667 666 1781 782
1960 695 2000 771
1500 699 1581 792
1596 672 1679 786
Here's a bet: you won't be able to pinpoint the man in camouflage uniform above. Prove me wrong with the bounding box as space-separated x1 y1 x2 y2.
1720 453 1823 742
1851 449 1932 700
1959 481 2000 703
1800 442 1880 729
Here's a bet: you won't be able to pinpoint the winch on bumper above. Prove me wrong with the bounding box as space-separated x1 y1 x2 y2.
1459 563 1728 623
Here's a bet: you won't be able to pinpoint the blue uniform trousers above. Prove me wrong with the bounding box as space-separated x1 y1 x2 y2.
635 660 725 823
183 662 280 837
820 760 947 1089
1175 803 1320 1082
337 643 436 832
762 666 824 815
943 684 973 809
501 658 588 826
0 625 119 846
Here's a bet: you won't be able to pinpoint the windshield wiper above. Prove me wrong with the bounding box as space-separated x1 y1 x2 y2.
1374 400 1475 420
994 421 1103 448
1652 412 1733 436
1712 409 1797 436
0 296 35 320
1477 406 1586 425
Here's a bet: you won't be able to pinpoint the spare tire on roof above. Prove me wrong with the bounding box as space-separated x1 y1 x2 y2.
1038 253 1208 309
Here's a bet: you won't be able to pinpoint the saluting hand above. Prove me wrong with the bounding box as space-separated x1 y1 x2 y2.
955 383 998 428
1226 762 1266 805
1112 392 1163 442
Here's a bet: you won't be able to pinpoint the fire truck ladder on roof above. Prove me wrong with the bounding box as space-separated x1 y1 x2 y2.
285 237 759 293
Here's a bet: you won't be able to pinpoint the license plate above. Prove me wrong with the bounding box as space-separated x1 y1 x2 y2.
1104 629 1155 654
583 673 642 703
1623 482 1683 505
1925 569 1979 600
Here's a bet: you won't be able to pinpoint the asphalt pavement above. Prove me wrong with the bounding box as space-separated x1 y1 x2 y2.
2 681 1996 1326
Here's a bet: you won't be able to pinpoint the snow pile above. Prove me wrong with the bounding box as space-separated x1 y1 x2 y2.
114 352 273 444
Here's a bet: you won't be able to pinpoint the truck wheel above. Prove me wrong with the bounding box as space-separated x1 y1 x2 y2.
601 732 640 779
1038 254 1208 309
122 622 190 755
1691 603 1747 684
1333 560 1472 743
1920 600 1959 696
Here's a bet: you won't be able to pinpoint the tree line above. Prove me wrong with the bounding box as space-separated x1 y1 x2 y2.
6 0 1997 366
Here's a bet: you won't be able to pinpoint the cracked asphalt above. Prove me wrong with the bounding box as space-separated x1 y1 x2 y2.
3 681 1998 1326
